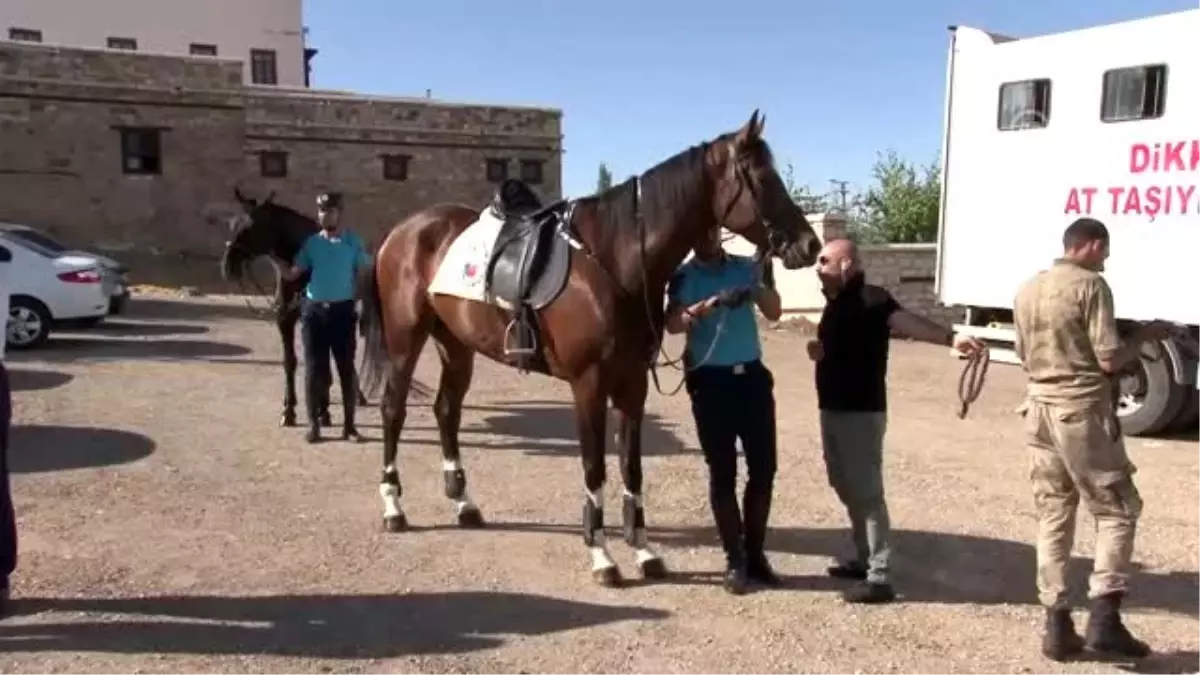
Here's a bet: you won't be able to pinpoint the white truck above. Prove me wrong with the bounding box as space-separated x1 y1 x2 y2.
935 8 1199 437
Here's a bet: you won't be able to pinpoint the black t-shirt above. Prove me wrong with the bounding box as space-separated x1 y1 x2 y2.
815 275 901 412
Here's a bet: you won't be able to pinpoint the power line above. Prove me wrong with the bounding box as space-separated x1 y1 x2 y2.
828 179 850 212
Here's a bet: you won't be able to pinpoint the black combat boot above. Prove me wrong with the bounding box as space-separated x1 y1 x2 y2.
305 421 321 444
1084 593 1151 658
743 488 780 587
1041 607 1085 662
710 494 747 596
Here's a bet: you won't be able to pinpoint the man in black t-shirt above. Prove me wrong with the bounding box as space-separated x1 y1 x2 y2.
809 239 984 604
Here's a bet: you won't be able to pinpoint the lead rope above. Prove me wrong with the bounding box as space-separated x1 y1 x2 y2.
956 346 990 419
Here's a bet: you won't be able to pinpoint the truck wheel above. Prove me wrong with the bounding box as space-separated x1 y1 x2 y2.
1166 387 1199 432
1115 340 1186 437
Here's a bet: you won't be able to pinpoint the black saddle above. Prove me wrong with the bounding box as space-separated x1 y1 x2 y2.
482 179 574 373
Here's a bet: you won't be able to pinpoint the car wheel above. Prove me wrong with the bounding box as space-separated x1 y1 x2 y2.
7 296 52 350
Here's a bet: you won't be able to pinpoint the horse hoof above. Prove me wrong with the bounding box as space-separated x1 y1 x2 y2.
639 557 669 580
456 507 486 529
592 566 623 588
279 413 296 427
382 515 408 533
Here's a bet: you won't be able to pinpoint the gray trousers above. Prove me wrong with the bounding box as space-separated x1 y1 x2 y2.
819 410 890 584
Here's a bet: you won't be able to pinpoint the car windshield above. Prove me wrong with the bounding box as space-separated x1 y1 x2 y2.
2 227 67 253
0 232 59 259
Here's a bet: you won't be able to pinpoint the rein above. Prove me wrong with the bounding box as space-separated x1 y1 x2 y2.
956 346 990 419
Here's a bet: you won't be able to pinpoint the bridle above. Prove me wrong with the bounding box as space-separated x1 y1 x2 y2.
224 208 302 320
641 143 792 396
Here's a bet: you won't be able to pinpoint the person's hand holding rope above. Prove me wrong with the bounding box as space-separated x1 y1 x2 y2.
954 333 989 419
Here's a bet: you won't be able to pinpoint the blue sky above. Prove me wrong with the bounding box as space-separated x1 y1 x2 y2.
304 0 1195 201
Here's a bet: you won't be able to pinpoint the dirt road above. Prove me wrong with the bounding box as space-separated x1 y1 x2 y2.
2 295 1196 674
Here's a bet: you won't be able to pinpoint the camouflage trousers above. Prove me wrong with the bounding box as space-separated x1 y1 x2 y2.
1022 398 1143 609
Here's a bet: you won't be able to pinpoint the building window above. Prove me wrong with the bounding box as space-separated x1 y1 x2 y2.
259 150 288 178
250 49 278 85
8 27 42 42
1101 64 1167 123
189 43 218 56
997 78 1051 131
381 154 410 181
486 158 509 183
107 36 138 50
118 128 162 175
519 159 544 185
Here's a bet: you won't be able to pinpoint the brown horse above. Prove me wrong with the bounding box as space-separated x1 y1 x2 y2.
357 110 821 586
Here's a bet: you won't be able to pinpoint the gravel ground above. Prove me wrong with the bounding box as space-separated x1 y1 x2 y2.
1 294 1196 674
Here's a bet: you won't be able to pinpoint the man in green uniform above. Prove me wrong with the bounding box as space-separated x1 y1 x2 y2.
1013 217 1173 662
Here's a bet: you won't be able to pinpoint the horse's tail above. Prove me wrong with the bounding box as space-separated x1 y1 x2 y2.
357 259 388 400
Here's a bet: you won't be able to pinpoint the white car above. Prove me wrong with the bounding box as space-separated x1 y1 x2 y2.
0 233 110 350
0 223 131 315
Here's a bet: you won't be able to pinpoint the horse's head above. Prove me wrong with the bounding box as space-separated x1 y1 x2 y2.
707 110 821 269
221 187 314 281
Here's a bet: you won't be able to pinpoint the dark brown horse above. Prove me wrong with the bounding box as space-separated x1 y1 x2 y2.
357 111 821 586
221 189 367 427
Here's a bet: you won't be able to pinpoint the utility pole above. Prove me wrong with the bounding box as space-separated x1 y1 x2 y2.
828 179 850 212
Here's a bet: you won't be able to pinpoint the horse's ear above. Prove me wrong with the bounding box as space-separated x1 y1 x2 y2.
752 111 766 137
234 186 252 208
735 109 763 148
264 191 276 205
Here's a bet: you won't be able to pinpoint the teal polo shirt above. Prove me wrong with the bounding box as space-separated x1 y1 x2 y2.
667 254 763 367
294 230 370 302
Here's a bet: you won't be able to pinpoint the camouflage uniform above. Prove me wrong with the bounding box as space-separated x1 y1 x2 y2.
1013 259 1142 609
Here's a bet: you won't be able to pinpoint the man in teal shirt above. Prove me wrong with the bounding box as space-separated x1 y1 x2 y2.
280 191 371 444
665 227 783 595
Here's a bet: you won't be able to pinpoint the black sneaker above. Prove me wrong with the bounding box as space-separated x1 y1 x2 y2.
842 581 896 604
723 565 748 596
826 559 868 580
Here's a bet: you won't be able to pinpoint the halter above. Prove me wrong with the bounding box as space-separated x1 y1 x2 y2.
643 142 783 396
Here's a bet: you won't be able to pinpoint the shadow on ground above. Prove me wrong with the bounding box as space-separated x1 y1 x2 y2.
6 368 73 393
127 297 268 323
79 319 210 338
418 521 1198 618
12 337 250 364
0 591 669 659
8 425 156 474
370 398 691 457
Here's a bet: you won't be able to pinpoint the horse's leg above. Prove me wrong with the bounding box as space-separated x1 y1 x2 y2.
379 321 432 533
430 321 483 528
612 369 668 580
278 308 299 427
572 366 621 587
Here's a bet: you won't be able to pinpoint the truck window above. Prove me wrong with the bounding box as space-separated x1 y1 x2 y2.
997 79 1051 131
1100 64 1167 123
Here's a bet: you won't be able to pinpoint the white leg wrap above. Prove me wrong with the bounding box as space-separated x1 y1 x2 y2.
586 489 616 571
379 483 402 518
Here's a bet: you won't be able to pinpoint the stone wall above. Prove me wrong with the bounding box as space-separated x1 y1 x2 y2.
0 41 562 285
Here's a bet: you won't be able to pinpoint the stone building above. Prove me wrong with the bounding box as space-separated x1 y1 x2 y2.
0 41 562 285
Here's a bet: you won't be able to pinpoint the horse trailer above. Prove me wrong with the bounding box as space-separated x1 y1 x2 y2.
934 8 1199 436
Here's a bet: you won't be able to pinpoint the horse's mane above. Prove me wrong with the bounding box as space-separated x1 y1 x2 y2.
582 130 775 237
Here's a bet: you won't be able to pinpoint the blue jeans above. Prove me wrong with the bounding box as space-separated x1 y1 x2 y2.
0 362 15 588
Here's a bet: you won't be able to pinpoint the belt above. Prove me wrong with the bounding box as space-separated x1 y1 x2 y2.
693 359 762 376
308 298 354 309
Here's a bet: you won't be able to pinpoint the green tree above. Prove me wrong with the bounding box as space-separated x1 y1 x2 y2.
781 162 831 214
850 150 941 244
596 162 614 192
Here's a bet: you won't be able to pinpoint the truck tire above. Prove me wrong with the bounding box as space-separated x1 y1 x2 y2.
1116 339 1186 437
1167 388 1199 432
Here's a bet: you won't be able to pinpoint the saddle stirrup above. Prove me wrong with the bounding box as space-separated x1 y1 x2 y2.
502 317 537 356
